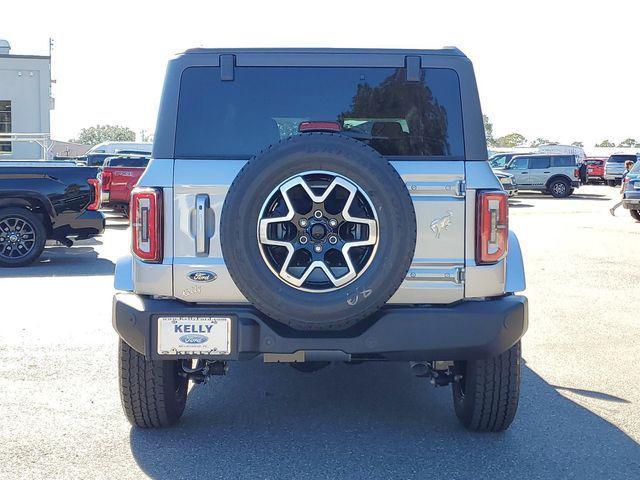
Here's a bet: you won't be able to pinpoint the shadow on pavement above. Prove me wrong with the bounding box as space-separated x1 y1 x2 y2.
516 192 611 201
0 245 114 277
552 385 631 404
129 360 640 480
105 218 130 230
508 200 534 208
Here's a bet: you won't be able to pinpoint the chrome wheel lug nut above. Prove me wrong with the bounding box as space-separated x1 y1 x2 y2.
313 210 323 219
314 244 322 253
329 218 338 227
299 236 308 245
299 218 308 227
328 235 338 245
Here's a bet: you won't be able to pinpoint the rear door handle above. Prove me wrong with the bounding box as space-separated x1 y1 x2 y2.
195 194 210 256
543 171 551 173
520 171 528 174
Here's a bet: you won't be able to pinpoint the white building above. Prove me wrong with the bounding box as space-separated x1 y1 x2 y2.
0 39 53 159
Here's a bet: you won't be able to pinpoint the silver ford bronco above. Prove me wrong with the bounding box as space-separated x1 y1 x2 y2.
113 48 527 431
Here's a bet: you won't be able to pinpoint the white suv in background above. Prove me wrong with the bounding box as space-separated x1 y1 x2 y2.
499 154 581 197
604 153 638 186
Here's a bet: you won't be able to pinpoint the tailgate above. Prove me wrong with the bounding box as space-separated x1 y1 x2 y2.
171 159 466 305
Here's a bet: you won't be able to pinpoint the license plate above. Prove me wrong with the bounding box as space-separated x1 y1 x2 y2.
157 316 231 355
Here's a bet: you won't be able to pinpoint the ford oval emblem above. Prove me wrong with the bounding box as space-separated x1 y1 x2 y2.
188 271 217 283
179 334 209 344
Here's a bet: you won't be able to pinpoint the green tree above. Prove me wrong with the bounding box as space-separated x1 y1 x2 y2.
139 129 153 143
595 139 615 147
617 138 639 148
530 137 552 147
70 125 136 145
571 141 584 147
494 133 527 148
339 69 450 155
483 114 496 147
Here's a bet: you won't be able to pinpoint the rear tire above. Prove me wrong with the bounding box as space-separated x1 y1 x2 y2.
549 179 570 198
0 207 47 267
118 340 188 428
452 341 521 432
630 210 640 222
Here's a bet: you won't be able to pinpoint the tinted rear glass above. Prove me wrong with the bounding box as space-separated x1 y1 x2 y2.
106 157 149 168
86 153 111 167
176 66 464 159
550 156 575 167
609 155 637 163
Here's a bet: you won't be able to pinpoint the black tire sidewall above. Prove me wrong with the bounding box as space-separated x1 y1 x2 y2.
549 179 570 198
0 207 47 267
220 133 416 330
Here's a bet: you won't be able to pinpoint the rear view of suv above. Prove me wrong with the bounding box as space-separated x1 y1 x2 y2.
499 154 581 197
112 48 527 432
605 154 638 186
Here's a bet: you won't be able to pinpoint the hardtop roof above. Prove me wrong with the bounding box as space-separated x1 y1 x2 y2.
512 153 578 158
182 47 465 57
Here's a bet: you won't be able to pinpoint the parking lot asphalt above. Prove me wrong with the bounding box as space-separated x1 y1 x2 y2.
1 184 639 480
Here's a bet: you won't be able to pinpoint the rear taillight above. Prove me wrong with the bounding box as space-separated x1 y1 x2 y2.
574 168 580 178
131 187 163 263
476 191 508 265
102 171 112 191
87 178 101 211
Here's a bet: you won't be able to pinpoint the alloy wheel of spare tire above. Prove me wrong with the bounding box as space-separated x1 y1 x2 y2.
220 133 416 331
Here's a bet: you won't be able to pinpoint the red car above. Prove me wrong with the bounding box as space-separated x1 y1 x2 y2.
101 156 150 217
585 157 606 183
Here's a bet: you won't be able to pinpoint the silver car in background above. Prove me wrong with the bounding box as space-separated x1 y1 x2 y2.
605 153 638 186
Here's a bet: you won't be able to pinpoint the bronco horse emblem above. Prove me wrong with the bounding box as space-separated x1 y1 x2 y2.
430 211 453 239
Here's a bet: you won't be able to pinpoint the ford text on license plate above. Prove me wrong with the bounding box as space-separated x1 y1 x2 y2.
157 317 231 355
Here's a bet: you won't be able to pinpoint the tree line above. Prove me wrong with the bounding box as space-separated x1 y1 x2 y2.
69 125 153 145
483 115 639 149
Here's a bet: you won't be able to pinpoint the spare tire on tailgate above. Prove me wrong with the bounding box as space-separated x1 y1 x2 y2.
220 133 416 330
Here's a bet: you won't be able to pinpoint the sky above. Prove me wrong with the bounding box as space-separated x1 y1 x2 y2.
3 1 639 150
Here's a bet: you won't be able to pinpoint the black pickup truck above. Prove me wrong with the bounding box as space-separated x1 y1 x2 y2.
0 163 105 267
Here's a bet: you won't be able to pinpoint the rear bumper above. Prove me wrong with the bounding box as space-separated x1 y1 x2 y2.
51 210 105 240
623 197 640 209
112 293 528 362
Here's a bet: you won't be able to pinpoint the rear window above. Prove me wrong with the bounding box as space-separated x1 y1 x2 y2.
175 66 464 159
550 156 575 167
105 157 149 168
86 153 110 167
608 155 637 163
